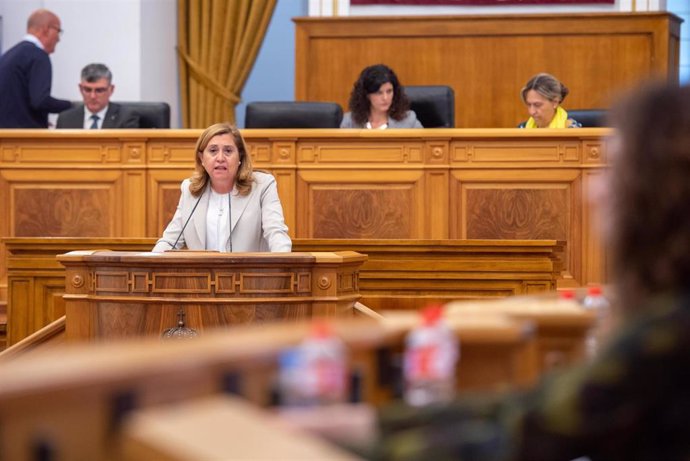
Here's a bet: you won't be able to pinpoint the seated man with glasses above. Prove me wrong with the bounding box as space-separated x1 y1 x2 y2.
57 63 140 129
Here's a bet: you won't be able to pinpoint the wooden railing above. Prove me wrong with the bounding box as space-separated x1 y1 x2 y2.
0 316 65 361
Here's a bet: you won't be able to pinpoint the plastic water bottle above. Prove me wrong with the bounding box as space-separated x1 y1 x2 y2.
582 285 611 359
403 305 459 407
279 321 347 406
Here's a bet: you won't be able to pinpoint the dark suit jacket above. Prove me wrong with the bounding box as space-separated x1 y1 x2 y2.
0 41 71 128
56 103 141 129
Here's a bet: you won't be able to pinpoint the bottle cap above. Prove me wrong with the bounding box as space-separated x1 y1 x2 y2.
420 304 444 326
587 285 603 296
310 320 334 338
559 289 575 300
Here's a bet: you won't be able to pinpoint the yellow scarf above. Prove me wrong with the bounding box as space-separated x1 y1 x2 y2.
525 106 569 129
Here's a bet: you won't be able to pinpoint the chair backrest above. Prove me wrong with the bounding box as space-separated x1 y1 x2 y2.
405 85 455 128
567 109 608 128
244 101 343 128
117 101 171 128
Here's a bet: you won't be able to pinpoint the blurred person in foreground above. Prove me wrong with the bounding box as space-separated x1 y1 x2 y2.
340 64 422 129
518 73 581 129
291 82 690 460
56 63 140 129
0 9 71 128
152 123 291 253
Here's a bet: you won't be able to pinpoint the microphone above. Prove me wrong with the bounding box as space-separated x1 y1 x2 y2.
227 193 233 252
168 194 203 250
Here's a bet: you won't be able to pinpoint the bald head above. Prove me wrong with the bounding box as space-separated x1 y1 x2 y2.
27 9 58 30
26 9 62 54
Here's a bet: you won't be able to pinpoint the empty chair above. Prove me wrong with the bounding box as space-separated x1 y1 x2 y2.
567 109 608 127
117 101 171 128
245 101 343 128
405 85 455 128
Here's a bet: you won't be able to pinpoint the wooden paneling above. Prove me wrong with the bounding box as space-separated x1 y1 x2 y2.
7 276 65 346
4 239 152 345
0 128 608 301
294 13 681 128
14 187 111 237
297 169 424 239
58 250 365 341
4 237 564 344
452 169 582 284
293 239 565 310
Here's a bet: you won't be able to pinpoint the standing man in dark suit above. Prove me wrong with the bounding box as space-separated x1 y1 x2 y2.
0 9 72 128
56 63 140 129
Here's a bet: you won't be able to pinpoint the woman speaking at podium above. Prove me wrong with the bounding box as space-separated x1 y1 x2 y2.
152 123 291 253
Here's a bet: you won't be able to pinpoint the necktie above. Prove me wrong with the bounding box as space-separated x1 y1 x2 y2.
89 114 99 129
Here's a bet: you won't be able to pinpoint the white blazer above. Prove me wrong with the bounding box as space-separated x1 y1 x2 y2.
152 171 291 253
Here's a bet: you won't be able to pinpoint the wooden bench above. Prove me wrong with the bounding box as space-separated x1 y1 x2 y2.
0 311 538 460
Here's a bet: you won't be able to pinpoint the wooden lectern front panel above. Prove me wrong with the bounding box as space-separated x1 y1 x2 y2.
58 251 365 341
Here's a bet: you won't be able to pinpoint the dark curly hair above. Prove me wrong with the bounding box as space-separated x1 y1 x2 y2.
608 82 690 311
347 64 411 126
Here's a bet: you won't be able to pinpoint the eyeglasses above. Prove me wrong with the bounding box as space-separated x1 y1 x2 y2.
80 85 110 95
49 25 63 36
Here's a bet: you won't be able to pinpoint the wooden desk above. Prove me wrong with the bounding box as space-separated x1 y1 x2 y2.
0 128 608 300
446 296 595 371
4 237 564 346
294 238 565 310
122 396 361 461
0 315 535 460
57 250 365 341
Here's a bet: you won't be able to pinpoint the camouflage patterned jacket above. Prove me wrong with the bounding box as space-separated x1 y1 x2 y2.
371 293 690 461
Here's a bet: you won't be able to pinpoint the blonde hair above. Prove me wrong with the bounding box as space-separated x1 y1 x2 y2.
189 123 254 197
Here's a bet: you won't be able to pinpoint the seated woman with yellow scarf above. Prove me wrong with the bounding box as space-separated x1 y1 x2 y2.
518 73 581 128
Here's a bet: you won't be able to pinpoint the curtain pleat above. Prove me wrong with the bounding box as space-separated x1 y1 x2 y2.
177 0 277 128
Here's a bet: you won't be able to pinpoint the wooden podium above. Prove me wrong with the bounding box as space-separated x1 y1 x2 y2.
57 251 366 341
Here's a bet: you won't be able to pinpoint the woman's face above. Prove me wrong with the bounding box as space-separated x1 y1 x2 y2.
198 133 241 189
367 82 394 115
525 89 558 128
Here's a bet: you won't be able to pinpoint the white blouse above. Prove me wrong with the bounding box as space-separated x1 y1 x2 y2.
206 189 231 251
365 121 388 130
